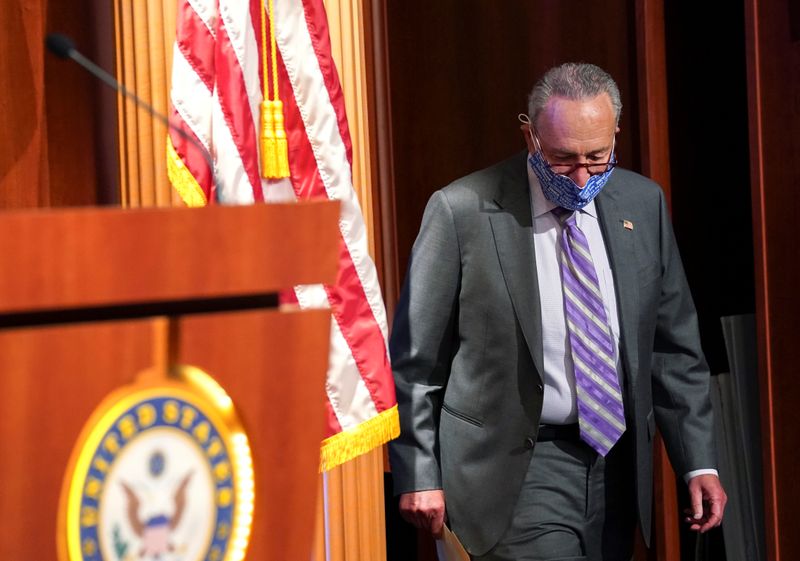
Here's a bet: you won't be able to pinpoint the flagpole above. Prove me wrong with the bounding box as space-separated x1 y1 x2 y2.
322 470 332 561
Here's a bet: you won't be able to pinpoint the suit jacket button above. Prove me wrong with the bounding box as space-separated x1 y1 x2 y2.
536 384 544 393
524 437 535 449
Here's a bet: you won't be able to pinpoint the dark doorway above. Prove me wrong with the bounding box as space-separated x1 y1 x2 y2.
664 4 754 560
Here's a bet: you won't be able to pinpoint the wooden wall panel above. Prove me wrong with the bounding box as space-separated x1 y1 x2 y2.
44 0 107 206
316 449 388 561
745 0 800 558
0 0 116 209
634 2 679 559
0 0 52 207
114 0 180 208
636 0 671 198
0 320 157 560
368 0 400 318
384 0 639 280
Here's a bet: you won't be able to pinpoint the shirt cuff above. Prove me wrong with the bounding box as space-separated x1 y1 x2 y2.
683 468 719 484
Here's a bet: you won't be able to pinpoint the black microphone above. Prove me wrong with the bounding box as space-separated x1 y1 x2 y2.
45 33 220 200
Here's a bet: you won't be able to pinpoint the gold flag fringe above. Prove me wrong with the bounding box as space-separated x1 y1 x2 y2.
319 405 400 472
166 135 208 207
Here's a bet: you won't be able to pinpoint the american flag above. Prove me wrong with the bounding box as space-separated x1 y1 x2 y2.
167 0 399 470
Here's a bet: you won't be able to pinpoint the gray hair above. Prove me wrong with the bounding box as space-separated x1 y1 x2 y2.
527 62 622 126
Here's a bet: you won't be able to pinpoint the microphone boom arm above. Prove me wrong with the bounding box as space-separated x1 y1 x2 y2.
46 33 221 201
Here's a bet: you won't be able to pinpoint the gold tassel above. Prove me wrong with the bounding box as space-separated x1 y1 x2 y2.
272 100 289 178
259 0 290 180
260 99 277 178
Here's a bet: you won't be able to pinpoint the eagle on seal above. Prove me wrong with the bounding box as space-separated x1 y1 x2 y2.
120 471 194 558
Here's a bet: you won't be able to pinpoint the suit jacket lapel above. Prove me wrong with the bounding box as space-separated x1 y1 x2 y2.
488 155 545 382
596 180 639 377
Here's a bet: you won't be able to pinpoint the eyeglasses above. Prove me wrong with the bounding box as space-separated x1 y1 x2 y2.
532 131 617 177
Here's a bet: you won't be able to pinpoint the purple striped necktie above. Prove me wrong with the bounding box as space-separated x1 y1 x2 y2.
553 207 626 456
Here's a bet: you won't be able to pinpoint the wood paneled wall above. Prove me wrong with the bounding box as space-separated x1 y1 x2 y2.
0 0 52 208
0 0 117 209
634 3 680 558
113 0 180 208
745 0 800 558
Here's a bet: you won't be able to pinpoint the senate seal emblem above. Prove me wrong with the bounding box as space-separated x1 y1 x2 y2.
58 366 254 561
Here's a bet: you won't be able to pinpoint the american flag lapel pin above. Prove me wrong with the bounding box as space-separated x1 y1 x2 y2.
623 219 633 231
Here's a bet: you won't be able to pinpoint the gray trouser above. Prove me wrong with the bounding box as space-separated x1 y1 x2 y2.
473 434 636 561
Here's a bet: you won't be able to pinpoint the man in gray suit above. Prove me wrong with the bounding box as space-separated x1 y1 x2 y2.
388 63 727 560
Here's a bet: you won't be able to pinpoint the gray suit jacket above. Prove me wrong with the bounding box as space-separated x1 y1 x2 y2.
388 152 715 556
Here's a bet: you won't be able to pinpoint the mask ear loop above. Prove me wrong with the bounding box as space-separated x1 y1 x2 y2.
609 135 618 165
518 113 542 153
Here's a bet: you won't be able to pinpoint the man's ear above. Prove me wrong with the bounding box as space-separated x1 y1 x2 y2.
520 123 536 153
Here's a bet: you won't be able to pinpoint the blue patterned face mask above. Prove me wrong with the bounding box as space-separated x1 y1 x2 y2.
518 112 616 210
528 150 616 211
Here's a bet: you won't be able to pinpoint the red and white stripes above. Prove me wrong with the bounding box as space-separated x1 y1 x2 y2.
168 0 398 470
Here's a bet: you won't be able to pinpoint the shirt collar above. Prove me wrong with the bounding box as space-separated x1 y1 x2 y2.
526 153 598 219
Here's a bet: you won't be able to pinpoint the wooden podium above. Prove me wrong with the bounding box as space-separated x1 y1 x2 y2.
0 201 339 561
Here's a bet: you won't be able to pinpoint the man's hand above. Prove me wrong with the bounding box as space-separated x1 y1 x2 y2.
399 489 446 539
684 474 727 532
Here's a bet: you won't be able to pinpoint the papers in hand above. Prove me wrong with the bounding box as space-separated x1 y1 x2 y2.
436 524 470 561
